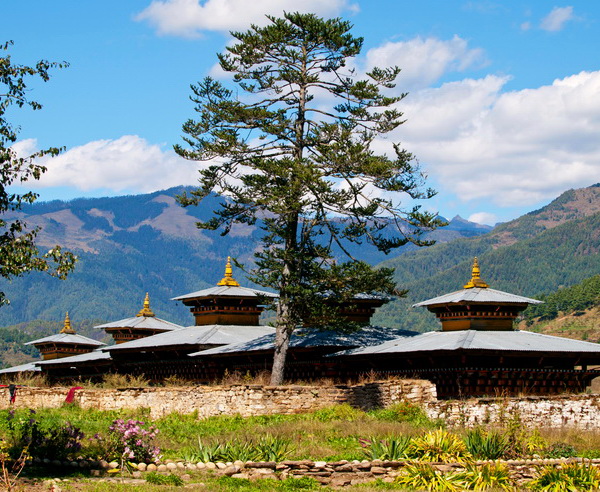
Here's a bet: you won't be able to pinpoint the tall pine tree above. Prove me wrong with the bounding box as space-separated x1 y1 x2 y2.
176 13 442 384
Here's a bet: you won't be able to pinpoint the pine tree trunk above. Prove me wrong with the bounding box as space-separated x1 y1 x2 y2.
271 298 295 385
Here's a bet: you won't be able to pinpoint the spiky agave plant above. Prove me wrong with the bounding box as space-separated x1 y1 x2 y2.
360 435 411 461
408 429 472 463
455 463 514 490
396 463 466 491
464 427 510 460
528 462 600 491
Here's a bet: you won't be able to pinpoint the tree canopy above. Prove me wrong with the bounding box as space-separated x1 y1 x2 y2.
176 13 442 384
0 41 76 305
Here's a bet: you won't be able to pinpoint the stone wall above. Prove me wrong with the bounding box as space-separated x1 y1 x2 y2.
3 381 600 429
425 394 600 429
0 379 436 419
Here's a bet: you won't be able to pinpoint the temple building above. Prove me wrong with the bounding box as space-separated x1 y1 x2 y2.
2 257 600 398
24 313 104 360
95 293 182 344
340 259 600 397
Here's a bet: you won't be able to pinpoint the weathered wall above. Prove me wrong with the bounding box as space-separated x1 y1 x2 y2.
3 381 600 429
0 379 436 419
425 394 600 429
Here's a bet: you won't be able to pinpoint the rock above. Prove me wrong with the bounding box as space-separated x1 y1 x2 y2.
231 473 249 479
79 460 89 468
176 462 185 470
166 462 177 471
108 462 119 469
90 470 101 477
223 465 241 476
314 461 327 469
186 463 197 470
181 474 191 480
147 464 157 472
99 460 109 469
137 463 147 472
205 462 217 470
157 464 167 472
216 462 227 470
371 466 387 474
132 471 142 478
196 462 206 469
233 460 245 467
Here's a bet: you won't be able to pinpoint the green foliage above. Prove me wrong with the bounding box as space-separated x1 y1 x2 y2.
145 472 184 486
463 427 510 460
311 404 365 422
525 274 600 322
1 409 83 460
407 429 471 463
0 41 76 306
543 442 577 459
528 463 600 491
368 402 438 427
176 12 442 383
360 435 411 460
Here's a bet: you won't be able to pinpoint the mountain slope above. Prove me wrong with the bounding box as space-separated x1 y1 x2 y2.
373 184 600 331
0 187 489 326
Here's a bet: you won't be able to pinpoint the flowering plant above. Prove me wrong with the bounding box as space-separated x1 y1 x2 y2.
108 419 160 463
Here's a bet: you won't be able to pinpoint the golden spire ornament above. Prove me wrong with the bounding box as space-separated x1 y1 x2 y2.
463 257 489 289
60 312 76 334
217 256 241 287
137 292 156 317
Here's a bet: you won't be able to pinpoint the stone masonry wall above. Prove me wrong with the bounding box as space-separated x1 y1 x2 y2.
0 379 436 419
3 381 600 429
425 394 600 429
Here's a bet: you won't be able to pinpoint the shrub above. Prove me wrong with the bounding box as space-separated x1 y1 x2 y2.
3 409 83 460
146 472 184 486
543 442 577 459
407 429 471 463
464 427 510 460
311 404 365 422
107 419 160 463
360 436 411 461
184 435 292 463
369 402 437 427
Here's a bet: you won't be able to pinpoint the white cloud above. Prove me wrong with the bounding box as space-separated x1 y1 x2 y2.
540 6 574 32
468 212 498 226
15 135 201 193
520 21 531 31
362 36 487 90
388 70 600 207
136 0 357 38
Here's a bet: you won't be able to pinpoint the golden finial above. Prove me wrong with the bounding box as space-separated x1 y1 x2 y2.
217 256 240 287
463 257 489 289
136 292 156 317
60 312 76 334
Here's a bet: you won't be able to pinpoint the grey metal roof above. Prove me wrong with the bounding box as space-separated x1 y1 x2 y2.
35 350 112 366
24 333 105 347
95 316 182 331
173 285 277 301
342 330 600 356
0 362 41 374
191 326 418 357
413 287 542 307
104 324 275 352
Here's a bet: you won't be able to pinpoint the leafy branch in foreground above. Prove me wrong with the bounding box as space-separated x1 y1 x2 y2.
0 41 76 305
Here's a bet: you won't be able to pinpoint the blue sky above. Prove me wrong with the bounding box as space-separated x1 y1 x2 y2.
4 1 600 225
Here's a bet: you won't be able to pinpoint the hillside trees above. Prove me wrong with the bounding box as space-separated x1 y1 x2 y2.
0 41 76 305
175 13 442 384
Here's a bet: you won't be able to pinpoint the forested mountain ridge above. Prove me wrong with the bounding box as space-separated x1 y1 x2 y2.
0 187 490 327
373 184 600 331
